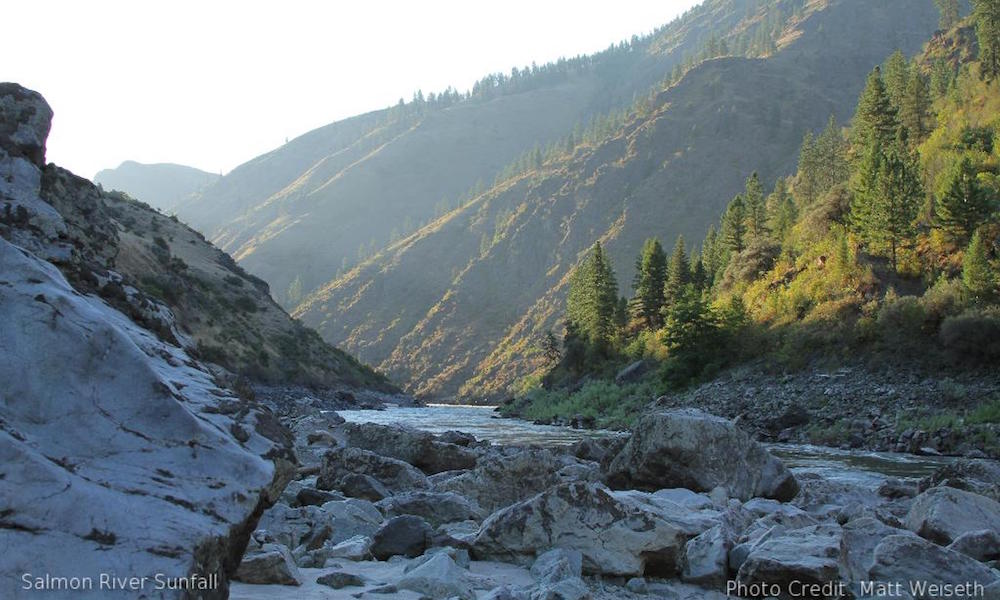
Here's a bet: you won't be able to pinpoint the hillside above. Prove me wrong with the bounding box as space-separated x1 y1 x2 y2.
94 160 220 213
294 0 940 399
159 0 820 308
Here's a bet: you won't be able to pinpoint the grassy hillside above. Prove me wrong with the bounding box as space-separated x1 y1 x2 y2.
165 0 827 308
295 0 939 399
94 161 219 213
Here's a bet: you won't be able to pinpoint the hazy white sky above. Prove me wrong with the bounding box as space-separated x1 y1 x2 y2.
5 1 700 179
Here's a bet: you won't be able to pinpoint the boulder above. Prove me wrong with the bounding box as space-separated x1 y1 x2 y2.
919 459 1000 502
337 473 390 501
438 430 478 446
342 421 479 474
295 487 344 507
317 446 429 493
377 491 485 526
681 524 733 587
234 544 303 586
0 82 52 166
256 499 382 550
436 447 567 513
370 515 434 560
948 529 1000 563
323 535 373 561
841 517 911 584
474 482 715 576
736 524 844 588
567 438 611 463
316 571 365 589
905 486 1000 545
531 577 591 600
396 552 474 599
869 535 1000 592
605 409 798 501
531 548 584 584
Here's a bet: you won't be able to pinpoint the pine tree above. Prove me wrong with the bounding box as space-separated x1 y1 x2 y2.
796 130 820 204
963 230 997 302
744 172 768 240
566 242 619 346
815 116 850 193
974 0 1000 80
850 139 922 270
851 68 900 155
899 70 932 143
690 251 707 291
935 0 961 29
935 155 997 243
721 195 747 255
664 235 690 307
882 50 911 109
701 225 719 286
631 238 668 330
767 176 798 241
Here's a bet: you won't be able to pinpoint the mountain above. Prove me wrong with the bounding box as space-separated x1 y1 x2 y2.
165 0 819 308
94 160 220 213
293 0 940 399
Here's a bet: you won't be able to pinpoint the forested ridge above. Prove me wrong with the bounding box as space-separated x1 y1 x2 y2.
503 5 1000 455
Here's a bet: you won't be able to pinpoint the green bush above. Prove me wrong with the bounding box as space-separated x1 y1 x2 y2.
939 307 1000 363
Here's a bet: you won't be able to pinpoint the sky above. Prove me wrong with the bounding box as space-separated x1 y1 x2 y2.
5 1 701 179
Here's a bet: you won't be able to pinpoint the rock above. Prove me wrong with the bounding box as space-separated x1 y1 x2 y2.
919 459 1000 502
0 83 53 166
413 545 472 569
396 553 475 600
256 499 383 549
337 473 391 501
438 430 478 446
234 544 303 586
681 524 733 587
342 421 479 474
474 482 714 576
323 535 373 561
605 409 798 501
567 438 610 463
376 491 485 526
878 478 918 499
791 473 881 517
306 430 338 446
317 446 429 493
736 524 844 588
841 517 911 584
370 515 434 560
0 234 294 597
531 577 591 600
295 487 344 507
316 570 365 589
626 577 649 594
531 548 583 584
484 586 531 600
948 529 1000 563
905 486 1000 545
869 535 1000 592
615 360 650 385
653 488 716 511
436 520 482 544
436 447 567 513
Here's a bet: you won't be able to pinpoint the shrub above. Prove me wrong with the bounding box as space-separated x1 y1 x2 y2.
939 308 1000 363
234 296 258 313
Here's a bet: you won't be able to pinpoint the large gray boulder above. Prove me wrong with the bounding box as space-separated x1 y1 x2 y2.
435 447 568 513
397 553 475 600
370 515 434 560
342 421 479 474
233 544 303 586
736 524 844 588
905 486 1000 545
255 499 383 550
317 445 429 493
869 535 1000 593
473 482 716 576
605 409 799 501
376 491 485 526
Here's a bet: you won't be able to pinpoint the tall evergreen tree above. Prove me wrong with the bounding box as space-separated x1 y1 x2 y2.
851 67 900 155
721 195 747 256
899 69 932 144
744 172 768 239
796 130 820 204
664 235 690 307
974 0 1000 80
701 225 719 285
815 116 850 193
567 242 619 346
935 0 961 29
631 238 668 330
964 230 997 302
882 50 911 109
935 155 997 243
767 176 798 241
850 139 922 270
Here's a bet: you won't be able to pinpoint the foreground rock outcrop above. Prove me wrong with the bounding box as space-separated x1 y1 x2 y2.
0 83 296 599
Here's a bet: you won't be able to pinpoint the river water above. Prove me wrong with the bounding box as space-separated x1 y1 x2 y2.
337 404 955 488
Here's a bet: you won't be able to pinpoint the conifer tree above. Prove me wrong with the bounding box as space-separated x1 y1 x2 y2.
664 236 690 307
851 67 900 155
882 50 911 109
567 242 619 346
744 172 768 240
935 0 961 29
701 225 719 285
899 70 932 143
974 0 1000 80
936 155 997 243
963 230 997 302
767 177 798 241
631 238 668 329
815 116 850 192
721 195 747 255
796 130 820 204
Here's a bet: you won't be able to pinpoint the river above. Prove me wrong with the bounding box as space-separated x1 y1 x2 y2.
337 404 955 488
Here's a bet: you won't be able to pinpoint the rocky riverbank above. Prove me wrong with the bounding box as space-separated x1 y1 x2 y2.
231 407 1000 599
